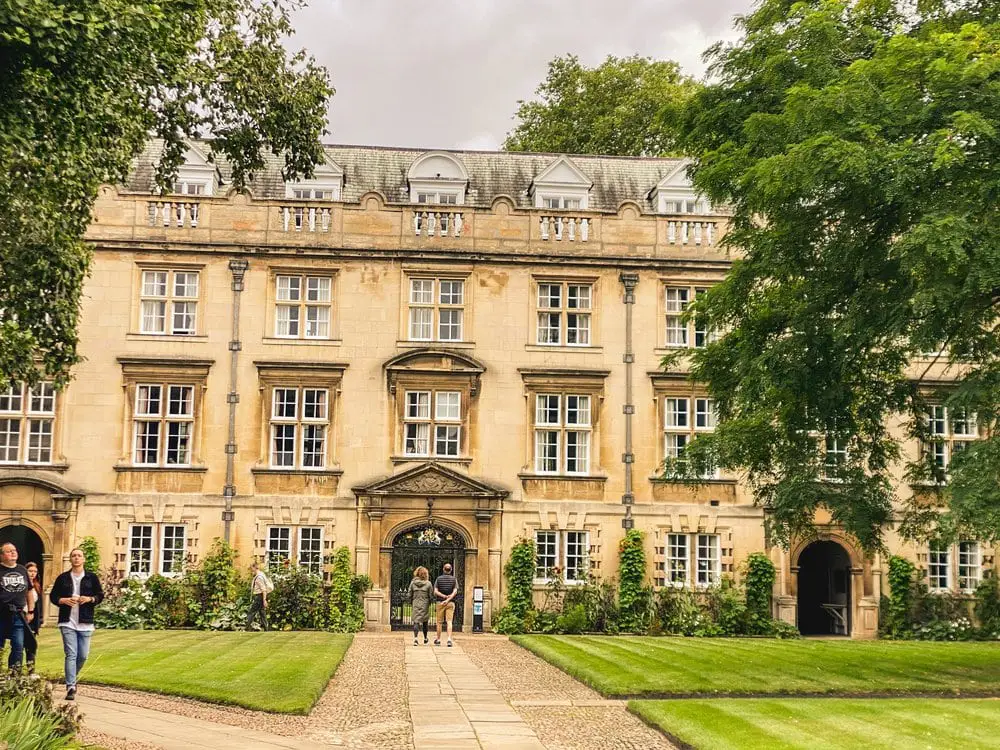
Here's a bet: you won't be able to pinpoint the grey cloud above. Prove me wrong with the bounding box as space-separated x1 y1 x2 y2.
291 0 754 150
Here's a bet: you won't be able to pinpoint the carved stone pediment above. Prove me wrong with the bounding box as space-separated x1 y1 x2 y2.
353 462 507 500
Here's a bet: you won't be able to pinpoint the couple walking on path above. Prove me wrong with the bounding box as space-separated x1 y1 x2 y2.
408 564 458 647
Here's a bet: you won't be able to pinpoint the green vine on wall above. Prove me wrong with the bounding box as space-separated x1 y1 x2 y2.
618 529 648 632
885 555 916 638
79 536 100 573
743 552 776 634
493 537 536 633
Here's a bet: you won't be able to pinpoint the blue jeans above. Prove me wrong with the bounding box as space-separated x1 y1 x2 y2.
60 627 93 688
0 615 24 670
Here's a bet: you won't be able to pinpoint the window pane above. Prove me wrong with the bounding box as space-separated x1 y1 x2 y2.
958 541 980 592
435 425 460 456
695 399 717 430
565 431 590 474
665 287 690 313
439 280 464 305
142 271 167 297
161 525 186 575
565 531 589 581
535 531 558 578
302 389 328 420
136 385 162 416
406 392 430 419
665 433 688 460
665 398 688 428
129 525 153 576
141 300 166 333
275 305 300 337
567 285 591 310
166 421 191 465
535 430 559 473
667 534 689 585
306 276 331 302
536 395 560 426
0 418 21 462
566 395 591 426
267 527 291 569
276 275 301 302
0 385 22 413
537 312 561 344
666 315 687 347
305 305 330 338
168 386 193 416
26 419 52 463
538 284 561 309
405 423 430 455
697 534 719 585
169 301 197 335
928 542 950 590
928 406 947 436
271 424 296 467
435 392 461 421
302 425 326 468
299 527 323 574
410 279 434 304
566 313 590 345
273 388 298 419
409 307 433 340
134 421 160 464
438 308 463 341
28 383 55 414
173 272 199 298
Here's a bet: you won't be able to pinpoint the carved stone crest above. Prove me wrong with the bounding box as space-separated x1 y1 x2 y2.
392 473 468 495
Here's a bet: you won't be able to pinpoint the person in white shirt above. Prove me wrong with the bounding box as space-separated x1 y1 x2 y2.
246 560 270 631
49 548 103 701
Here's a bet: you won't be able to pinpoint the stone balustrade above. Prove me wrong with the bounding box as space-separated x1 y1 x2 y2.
280 205 332 233
147 200 200 228
667 219 716 246
413 210 463 237
538 215 589 242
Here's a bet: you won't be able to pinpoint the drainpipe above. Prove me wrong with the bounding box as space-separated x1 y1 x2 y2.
223 258 249 543
619 272 639 530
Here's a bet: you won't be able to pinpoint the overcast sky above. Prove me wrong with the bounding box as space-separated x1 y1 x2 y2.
291 0 755 151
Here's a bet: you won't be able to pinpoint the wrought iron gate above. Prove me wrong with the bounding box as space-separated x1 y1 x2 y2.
390 525 465 631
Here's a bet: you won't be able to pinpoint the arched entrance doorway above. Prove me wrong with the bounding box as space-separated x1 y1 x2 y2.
0 524 45 590
797 540 851 635
389 524 465 631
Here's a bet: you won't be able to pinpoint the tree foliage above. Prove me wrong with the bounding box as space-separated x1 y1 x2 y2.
504 54 699 156
672 0 1000 550
0 0 332 388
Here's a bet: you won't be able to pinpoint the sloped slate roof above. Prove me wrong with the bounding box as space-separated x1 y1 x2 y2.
125 140 687 213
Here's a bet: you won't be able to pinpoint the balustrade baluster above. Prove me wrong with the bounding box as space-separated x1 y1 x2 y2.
320 208 330 232
555 216 563 240
454 213 463 237
681 221 689 244
190 203 199 228
580 218 589 242
308 207 316 232
540 216 549 240
706 222 714 245
568 217 576 241
694 221 703 245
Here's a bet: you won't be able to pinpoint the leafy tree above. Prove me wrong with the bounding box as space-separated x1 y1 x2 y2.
0 0 332 388
671 0 1000 551
504 54 698 156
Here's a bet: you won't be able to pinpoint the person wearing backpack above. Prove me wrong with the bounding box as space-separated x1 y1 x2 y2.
246 560 272 631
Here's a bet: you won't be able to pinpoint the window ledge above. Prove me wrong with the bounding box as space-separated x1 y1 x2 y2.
126 333 209 342
0 463 70 474
262 337 343 347
114 465 208 473
518 473 607 483
648 476 735 485
524 344 604 354
395 340 476 350
251 467 344 477
391 455 472 466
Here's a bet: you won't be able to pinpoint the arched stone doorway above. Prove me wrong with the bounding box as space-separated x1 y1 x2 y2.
797 540 852 636
0 524 46 587
389 523 465 631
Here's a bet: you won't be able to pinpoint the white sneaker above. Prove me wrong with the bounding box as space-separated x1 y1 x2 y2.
447 639 453 647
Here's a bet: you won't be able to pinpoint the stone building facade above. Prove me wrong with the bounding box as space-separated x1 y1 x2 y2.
0 142 992 637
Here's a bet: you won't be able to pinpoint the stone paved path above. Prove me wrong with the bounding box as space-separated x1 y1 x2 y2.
73 633 674 750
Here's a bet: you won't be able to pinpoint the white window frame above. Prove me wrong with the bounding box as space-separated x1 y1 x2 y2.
160 524 187 576
132 383 195 467
928 542 951 592
663 396 718 479
416 191 459 205
924 405 978 474
403 390 462 458
665 286 716 349
665 533 690 587
696 534 721 587
0 382 56 465
266 526 292 570
274 274 333 340
533 394 592 475
298 527 324 575
128 524 154 578
957 541 981 593
536 281 592 347
658 194 710 214
540 194 583 210
139 270 200 336
407 277 465 343
268 387 330 470
534 529 589 584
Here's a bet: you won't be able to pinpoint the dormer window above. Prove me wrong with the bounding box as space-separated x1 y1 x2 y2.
408 152 469 205
651 162 712 216
291 187 337 200
284 158 345 203
172 180 207 196
659 196 709 214
417 192 458 205
530 156 592 211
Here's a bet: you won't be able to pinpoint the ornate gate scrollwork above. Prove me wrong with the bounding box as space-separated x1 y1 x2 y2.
390 524 465 631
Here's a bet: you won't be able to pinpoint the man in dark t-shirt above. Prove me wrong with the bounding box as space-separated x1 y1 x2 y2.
433 563 458 647
0 541 30 671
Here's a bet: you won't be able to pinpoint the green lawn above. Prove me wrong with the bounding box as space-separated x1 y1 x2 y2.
34 629 352 713
512 635 1000 697
630 698 1000 750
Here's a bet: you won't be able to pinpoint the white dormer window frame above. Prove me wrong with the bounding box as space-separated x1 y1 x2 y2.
414 189 460 206
285 179 343 201
537 192 587 210
407 152 469 206
530 156 592 211
657 190 711 215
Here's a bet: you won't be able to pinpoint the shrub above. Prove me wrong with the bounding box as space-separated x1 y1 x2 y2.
653 585 703 636
618 529 649 633
743 552 776 635
94 571 154 630
975 572 1000 637
267 563 325 630
555 604 588 634
78 536 100 574
0 671 79 747
564 575 619 633
702 578 747 636
185 538 239 628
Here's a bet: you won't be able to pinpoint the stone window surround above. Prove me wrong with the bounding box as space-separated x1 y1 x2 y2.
654 277 724 353
518 368 608 481
0 380 67 469
649 373 729 484
115 357 213 472
263 265 341 345
388 374 476 466
126 522 189 578
130 261 207 339
253 361 347 477
398 267 474 346
653 524 734 588
530 273 600 349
